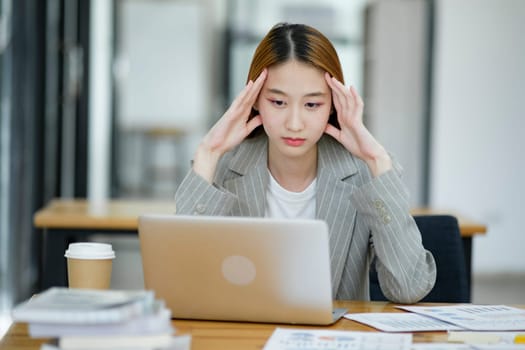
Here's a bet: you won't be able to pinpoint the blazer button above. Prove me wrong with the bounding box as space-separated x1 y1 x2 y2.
195 204 206 214
383 215 392 224
373 200 384 209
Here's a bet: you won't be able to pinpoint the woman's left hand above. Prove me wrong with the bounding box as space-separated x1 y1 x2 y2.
324 73 392 177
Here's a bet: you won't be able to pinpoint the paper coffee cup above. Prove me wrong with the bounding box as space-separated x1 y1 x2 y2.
65 243 115 289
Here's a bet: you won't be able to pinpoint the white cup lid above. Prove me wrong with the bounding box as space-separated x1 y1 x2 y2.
64 242 115 259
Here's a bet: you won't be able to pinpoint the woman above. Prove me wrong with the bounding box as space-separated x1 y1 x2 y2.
175 23 436 303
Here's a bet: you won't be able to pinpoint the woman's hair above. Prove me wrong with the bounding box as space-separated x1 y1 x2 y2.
247 22 344 133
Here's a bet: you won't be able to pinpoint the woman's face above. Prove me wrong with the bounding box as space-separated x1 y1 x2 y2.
256 60 332 161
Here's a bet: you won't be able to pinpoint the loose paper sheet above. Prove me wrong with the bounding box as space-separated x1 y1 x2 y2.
398 305 525 331
263 327 412 350
345 312 462 332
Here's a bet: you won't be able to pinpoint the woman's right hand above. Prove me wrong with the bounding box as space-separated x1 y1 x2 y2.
193 69 267 183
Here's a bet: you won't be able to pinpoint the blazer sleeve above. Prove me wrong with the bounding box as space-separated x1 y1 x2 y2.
174 169 238 216
350 167 437 304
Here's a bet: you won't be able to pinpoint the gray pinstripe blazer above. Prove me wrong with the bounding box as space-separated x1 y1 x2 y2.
174 135 436 303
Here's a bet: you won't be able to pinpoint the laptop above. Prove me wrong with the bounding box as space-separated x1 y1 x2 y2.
138 214 346 325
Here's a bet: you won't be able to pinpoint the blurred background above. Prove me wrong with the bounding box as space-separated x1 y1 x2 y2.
1 0 524 337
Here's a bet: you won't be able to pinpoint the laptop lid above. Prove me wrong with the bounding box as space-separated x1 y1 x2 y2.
138 214 344 325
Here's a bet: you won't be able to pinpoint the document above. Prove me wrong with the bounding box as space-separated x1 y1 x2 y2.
344 312 462 332
448 331 525 345
472 346 525 349
398 305 525 331
410 345 471 350
263 327 412 350
411 344 525 350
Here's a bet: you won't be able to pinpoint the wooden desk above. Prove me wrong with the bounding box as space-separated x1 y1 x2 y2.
33 199 486 292
0 301 460 349
34 199 175 289
410 207 487 237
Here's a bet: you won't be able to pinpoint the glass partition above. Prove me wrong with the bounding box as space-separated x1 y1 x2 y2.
0 0 13 337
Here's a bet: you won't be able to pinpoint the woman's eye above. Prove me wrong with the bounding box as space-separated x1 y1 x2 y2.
305 102 321 109
270 99 285 107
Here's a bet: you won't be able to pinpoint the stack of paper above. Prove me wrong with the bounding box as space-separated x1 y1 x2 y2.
11 287 189 350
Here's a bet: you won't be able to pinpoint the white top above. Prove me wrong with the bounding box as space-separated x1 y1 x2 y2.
265 170 317 219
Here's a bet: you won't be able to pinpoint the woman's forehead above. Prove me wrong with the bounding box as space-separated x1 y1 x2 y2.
264 60 329 96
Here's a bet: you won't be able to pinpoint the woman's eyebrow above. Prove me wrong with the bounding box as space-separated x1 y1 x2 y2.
265 88 328 97
304 91 327 97
266 88 287 95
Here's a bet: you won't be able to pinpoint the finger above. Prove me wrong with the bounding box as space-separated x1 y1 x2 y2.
246 115 262 132
347 86 364 120
247 68 268 100
328 76 352 112
324 123 340 140
328 75 347 94
231 80 255 109
325 73 344 112
234 68 267 105
349 85 364 109
255 68 268 84
238 68 267 111
228 85 259 118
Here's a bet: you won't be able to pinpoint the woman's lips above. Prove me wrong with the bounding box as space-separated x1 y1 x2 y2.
283 137 306 147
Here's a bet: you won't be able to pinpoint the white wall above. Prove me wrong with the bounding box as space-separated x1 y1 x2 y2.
431 0 525 274
364 0 430 206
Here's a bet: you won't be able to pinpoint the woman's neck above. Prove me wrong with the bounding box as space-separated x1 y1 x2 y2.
267 145 318 192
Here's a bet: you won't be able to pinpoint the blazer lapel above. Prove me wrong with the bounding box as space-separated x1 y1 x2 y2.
223 137 269 217
316 136 359 295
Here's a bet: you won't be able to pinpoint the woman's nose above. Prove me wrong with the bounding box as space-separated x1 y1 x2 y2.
285 107 304 131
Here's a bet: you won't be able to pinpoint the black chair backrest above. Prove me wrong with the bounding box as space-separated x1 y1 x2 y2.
369 215 470 303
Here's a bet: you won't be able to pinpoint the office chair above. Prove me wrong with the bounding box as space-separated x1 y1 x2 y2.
369 215 470 303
